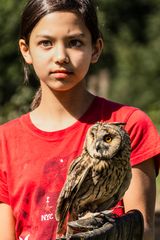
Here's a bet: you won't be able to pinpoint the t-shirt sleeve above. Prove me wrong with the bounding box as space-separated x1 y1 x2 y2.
125 109 160 171
0 132 10 204
0 168 10 204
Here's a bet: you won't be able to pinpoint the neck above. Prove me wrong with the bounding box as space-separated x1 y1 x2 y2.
30 82 95 131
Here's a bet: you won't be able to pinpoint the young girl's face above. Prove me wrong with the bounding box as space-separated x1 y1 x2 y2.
19 11 102 92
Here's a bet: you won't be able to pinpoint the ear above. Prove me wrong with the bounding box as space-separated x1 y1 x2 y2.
91 38 103 64
19 39 33 64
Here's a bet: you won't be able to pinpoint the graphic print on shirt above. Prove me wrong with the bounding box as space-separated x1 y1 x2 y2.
31 151 79 238
19 234 30 240
16 150 80 239
41 196 54 222
40 152 78 218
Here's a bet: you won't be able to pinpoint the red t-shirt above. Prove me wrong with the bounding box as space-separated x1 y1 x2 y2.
0 96 160 239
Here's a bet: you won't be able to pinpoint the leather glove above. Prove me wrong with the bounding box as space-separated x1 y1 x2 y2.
57 209 144 240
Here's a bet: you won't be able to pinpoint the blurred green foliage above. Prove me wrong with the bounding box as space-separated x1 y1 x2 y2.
98 0 160 130
0 0 160 130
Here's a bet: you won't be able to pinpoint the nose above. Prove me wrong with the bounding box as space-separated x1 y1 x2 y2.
54 43 69 64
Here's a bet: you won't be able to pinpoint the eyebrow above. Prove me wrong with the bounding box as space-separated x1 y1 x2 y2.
35 33 86 39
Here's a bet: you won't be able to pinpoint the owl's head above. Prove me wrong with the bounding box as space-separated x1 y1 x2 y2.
85 122 131 160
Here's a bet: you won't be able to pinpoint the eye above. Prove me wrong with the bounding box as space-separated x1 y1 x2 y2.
104 135 112 143
69 39 83 48
39 40 52 48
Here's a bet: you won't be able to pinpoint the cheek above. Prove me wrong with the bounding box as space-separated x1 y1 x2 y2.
31 53 50 74
73 52 92 73
32 63 47 80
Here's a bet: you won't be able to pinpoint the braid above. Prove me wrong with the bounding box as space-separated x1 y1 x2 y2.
31 87 42 110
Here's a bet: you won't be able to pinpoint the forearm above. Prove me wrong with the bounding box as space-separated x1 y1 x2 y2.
0 203 16 240
143 196 155 240
143 217 155 240
143 228 155 240
123 159 156 240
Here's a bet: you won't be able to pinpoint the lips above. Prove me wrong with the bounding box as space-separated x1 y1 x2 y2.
51 69 73 79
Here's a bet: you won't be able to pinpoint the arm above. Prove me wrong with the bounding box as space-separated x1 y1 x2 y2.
0 203 16 240
123 158 156 240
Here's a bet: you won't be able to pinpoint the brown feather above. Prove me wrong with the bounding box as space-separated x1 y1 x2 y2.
55 122 132 236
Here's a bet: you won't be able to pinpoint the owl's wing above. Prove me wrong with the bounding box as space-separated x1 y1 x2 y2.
58 152 90 200
55 154 92 233
97 169 132 211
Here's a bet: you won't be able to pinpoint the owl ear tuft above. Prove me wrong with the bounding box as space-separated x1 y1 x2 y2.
110 122 126 128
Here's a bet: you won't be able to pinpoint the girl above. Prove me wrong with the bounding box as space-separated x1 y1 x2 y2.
0 0 160 239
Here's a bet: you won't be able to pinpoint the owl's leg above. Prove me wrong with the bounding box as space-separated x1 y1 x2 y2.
79 210 113 219
67 209 117 235
66 210 79 237
67 212 108 233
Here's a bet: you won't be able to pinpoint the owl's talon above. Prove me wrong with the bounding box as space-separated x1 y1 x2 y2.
68 212 107 232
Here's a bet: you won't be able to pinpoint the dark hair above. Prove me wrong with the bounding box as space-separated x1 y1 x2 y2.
20 0 101 44
20 0 102 109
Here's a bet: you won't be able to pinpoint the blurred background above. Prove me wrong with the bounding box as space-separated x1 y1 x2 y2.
0 0 160 237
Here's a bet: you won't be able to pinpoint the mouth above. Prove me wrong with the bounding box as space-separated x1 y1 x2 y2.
51 69 73 79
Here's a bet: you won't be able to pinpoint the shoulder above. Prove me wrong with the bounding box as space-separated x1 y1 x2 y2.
124 108 158 137
96 96 139 122
0 114 27 138
96 97 160 166
125 109 160 168
96 96 155 126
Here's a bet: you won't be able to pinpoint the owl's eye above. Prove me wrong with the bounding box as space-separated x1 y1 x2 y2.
104 135 112 143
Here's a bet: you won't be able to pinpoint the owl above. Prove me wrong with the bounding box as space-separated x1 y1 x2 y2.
55 122 132 236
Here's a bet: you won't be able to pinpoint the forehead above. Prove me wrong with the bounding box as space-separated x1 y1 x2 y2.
30 11 91 38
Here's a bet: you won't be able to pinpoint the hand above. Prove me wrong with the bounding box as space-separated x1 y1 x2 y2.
57 209 144 240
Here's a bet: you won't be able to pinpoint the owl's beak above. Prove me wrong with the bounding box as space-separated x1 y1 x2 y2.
95 142 101 152
95 141 108 154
